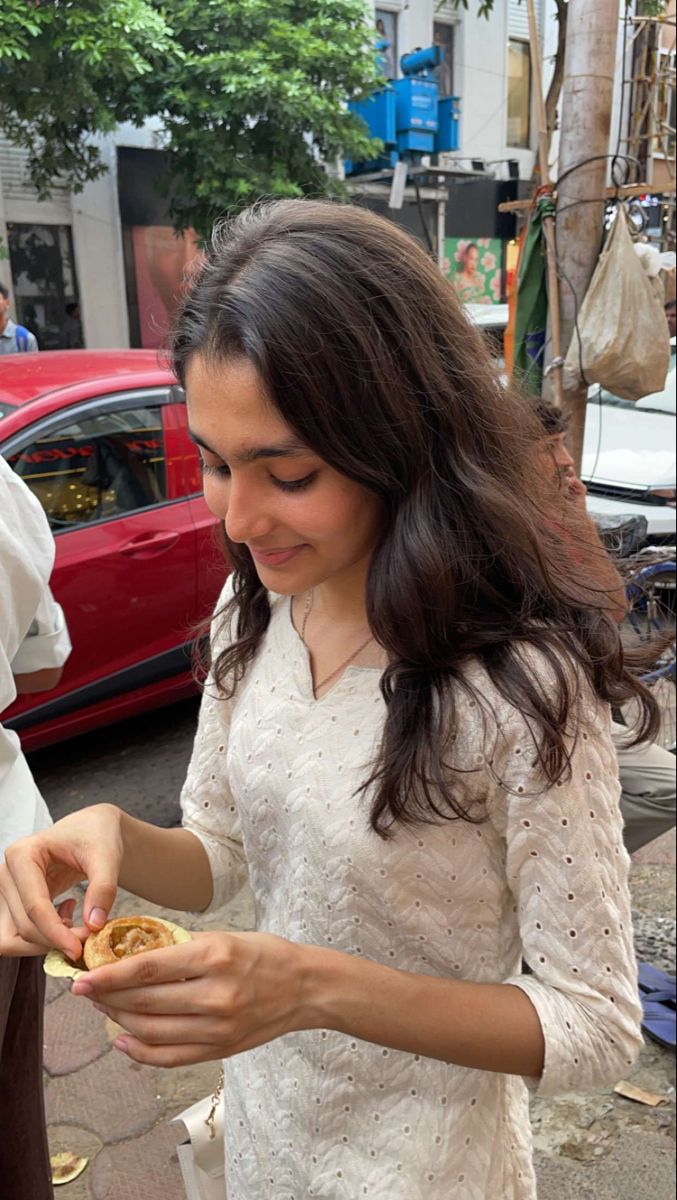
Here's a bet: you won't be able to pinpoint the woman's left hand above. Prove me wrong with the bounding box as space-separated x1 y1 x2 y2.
71 931 316 1066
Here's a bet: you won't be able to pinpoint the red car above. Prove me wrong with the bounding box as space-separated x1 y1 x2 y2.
0 351 225 751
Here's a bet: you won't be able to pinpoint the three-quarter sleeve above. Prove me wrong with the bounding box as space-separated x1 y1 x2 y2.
180 576 248 911
486 672 643 1097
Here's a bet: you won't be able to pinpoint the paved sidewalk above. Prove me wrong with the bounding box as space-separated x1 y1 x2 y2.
45 832 675 1199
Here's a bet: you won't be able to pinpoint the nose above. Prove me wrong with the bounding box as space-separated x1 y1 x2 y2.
556 444 576 472
222 476 275 545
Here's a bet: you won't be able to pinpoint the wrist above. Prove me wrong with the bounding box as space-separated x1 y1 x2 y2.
292 943 346 1032
292 943 386 1035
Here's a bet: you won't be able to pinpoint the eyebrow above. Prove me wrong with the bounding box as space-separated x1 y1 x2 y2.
187 428 310 464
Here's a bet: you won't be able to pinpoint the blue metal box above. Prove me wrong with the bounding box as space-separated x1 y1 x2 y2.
349 87 396 149
394 77 439 135
434 96 461 153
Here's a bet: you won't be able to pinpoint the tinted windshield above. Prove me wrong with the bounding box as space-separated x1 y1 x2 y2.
0 401 17 420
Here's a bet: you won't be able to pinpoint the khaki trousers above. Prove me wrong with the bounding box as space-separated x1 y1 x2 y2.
0 955 53 1200
613 722 677 854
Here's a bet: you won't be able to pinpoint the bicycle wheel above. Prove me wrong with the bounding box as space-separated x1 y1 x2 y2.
624 562 676 752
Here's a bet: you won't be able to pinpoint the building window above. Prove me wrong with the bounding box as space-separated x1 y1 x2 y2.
6 223 80 350
507 40 532 149
433 22 455 97
375 8 398 79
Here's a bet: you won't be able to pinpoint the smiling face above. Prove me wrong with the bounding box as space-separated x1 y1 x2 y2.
463 245 479 276
186 354 384 595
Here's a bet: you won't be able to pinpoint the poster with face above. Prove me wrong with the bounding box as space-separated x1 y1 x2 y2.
443 237 505 305
131 226 202 349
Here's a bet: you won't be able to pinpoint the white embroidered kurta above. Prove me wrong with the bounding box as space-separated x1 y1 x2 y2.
181 580 642 1200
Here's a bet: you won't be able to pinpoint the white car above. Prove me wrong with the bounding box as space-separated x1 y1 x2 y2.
583 342 675 540
467 304 676 542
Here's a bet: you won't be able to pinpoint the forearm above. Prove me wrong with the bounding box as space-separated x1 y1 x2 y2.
301 946 545 1078
13 666 63 694
118 810 213 913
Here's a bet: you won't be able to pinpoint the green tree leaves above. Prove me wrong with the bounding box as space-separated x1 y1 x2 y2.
0 0 381 235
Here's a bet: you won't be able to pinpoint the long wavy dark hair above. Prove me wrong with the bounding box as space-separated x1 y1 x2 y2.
172 198 658 837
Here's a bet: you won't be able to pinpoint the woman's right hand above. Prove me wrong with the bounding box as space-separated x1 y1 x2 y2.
0 804 124 960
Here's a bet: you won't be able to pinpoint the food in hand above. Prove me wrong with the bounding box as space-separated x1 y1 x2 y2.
83 915 175 969
44 915 191 979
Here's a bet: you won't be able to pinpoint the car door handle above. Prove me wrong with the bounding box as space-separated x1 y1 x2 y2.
119 532 180 556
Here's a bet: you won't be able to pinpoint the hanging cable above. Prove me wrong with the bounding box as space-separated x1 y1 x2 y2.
555 152 642 190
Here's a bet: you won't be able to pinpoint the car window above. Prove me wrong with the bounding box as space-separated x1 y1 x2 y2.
7 405 168 530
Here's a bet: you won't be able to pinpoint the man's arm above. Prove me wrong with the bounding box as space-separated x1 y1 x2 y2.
14 666 64 694
10 586 72 680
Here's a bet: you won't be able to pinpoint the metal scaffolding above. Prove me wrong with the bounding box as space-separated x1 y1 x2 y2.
622 12 676 251
626 13 675 179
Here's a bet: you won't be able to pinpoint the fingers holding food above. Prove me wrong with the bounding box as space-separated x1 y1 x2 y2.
44 914 190 980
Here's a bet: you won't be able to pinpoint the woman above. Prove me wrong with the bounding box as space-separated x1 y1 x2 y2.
0 200 656 1200
453 241 489 304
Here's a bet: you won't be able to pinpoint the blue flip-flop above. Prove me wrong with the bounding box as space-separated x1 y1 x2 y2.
637 961 676 1050
638 961 676 998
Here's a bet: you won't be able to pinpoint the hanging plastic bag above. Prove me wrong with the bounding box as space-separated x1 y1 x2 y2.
562 205 671 401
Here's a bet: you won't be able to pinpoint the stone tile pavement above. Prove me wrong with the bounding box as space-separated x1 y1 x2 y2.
44 834 675 1199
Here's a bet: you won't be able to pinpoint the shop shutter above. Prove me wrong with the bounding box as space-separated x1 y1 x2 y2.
0 138 71 221
434 1 460 17
508 0 542 40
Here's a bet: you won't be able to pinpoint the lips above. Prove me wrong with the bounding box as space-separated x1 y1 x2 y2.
249 544 306 567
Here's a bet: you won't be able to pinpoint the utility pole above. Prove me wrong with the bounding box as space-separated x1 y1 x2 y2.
556 0 620 471
526 0 563 409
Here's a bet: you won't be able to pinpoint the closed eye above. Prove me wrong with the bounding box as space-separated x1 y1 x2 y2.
199 459 318 493
199 460 231 479
272 472 318 493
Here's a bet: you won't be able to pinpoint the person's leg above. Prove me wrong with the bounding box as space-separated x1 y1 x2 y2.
0 955 54 1200
612 722 676 855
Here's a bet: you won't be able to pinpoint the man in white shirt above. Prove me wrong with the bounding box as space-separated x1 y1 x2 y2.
0 454 71 1200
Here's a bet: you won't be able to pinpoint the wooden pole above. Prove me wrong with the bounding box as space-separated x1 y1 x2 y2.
556 0 620 473
525 0 563 407
497 180 676 214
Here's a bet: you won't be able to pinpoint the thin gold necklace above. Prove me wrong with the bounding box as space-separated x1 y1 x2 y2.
300 589 374 696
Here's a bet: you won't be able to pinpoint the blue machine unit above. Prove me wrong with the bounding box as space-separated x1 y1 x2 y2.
394 76 438 154
346 43 460 175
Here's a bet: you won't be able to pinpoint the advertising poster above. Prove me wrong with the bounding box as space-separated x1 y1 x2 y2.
444 237 504 305
131 226 202 349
